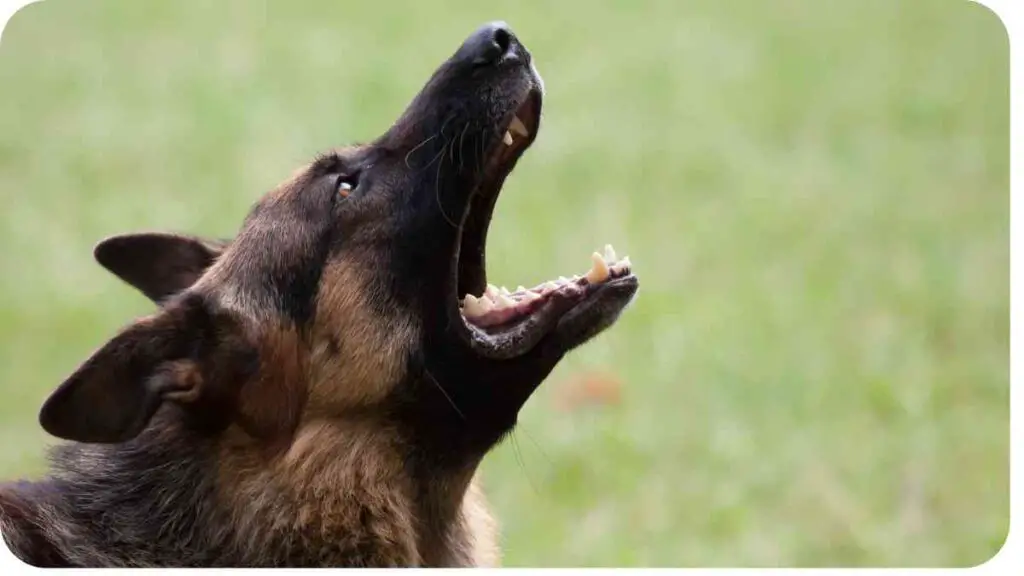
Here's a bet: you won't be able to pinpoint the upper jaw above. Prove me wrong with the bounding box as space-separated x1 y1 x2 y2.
446 82 639 361
453 83 543 301
393 29 639 362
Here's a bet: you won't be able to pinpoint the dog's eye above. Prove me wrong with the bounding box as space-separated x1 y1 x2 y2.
335 174 359 198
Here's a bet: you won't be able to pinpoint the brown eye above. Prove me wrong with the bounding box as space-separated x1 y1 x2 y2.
335 174 358 198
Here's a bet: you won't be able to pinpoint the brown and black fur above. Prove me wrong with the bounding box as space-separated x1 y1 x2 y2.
1 23 637 567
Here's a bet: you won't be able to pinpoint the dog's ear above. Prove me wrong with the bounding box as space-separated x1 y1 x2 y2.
39 294 258 444
94 233 229 303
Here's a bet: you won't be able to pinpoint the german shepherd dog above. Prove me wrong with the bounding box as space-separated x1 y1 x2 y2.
0 23 638 567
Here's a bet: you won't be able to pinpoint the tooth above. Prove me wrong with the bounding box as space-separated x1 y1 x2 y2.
480 295 495 312
497 294 516 308
516 285 527 293
558 276 570 284
503 131 514 146
500 286 511 296
485 284 500 299
603 244 617 263
585 252 610 284
618 256 632 269
509 115 529 137
463 294 486 317
522 291 542 302
543 281 559 292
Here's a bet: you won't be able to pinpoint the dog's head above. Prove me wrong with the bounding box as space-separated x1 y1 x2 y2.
40 23 638 466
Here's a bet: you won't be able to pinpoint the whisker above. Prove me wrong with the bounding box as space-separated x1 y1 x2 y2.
424 367 465 420
434 135 460 228
421 141 449 172
475 126 490 180
456 123 470 174
404 134 438 169
518 425 553 467
409 114 456 171
447 122 461 165
510 432 540 496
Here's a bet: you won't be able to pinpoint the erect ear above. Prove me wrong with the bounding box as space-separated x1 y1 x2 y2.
39 294 258 444
94 233 229 304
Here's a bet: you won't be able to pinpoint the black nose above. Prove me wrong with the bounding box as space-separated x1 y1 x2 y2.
458 21 517 67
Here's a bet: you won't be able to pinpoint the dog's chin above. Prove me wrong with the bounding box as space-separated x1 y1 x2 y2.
445 85 639 361
551 275 640 351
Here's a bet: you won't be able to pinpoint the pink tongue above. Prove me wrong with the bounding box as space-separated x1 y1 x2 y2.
467 306 521 328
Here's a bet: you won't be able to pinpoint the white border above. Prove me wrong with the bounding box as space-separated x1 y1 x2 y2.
0 0 1017 572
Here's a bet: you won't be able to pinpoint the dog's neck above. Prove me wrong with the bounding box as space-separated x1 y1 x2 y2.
406 453 491 566
33 411 492 566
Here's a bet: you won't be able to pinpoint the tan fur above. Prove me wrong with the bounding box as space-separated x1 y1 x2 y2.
214 419 422 566
463 478 501 566
308 258 419 412
231 326 309 441
209 414 499 566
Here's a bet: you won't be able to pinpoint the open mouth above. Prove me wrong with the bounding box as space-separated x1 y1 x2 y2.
462 245 634 327
450 87 638 360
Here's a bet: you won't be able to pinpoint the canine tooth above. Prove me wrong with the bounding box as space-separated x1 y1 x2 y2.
603 244 617 263
585 252 610 284
509 115 529 137
463 294 486 317
503 131 514 146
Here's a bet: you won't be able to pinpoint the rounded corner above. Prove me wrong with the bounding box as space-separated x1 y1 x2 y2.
964 0 1011 53
0 0 48 52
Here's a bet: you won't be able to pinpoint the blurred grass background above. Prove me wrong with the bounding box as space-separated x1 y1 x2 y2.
0 0 1008 567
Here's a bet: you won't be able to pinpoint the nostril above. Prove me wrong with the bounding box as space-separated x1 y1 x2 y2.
463 22 517 67
491 26 512 58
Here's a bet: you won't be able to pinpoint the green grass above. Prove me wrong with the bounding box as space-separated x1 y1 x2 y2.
0 0 1009 567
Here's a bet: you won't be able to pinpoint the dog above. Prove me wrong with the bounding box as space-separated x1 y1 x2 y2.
0 22 638 567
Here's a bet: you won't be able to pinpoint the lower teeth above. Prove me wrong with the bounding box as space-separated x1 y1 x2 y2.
459 244 632 324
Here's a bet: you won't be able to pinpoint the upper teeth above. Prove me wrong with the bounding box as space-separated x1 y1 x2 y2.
502 115 530 147
509 115 529 137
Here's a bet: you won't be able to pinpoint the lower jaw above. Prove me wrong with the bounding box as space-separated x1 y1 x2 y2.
455 245 633 360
